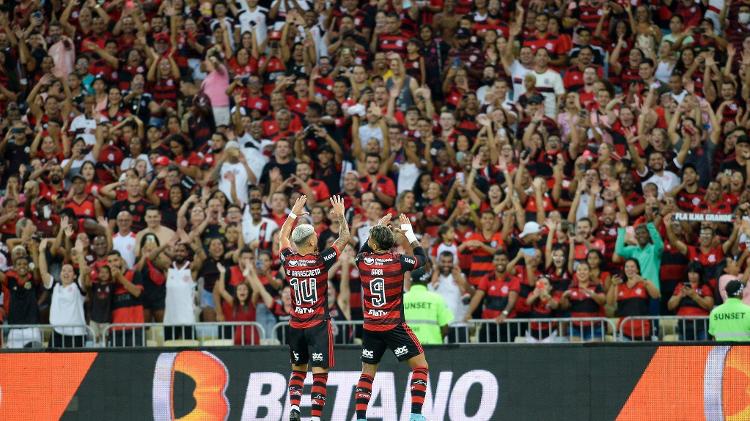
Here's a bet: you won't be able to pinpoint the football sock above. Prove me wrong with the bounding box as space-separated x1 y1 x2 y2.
311 372 328 418
355 373 374 419
410 367 429 414
288 370 306 409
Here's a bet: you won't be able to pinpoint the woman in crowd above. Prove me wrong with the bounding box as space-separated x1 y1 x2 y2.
560 262 607 341
608 258 660 340
668 262 715 340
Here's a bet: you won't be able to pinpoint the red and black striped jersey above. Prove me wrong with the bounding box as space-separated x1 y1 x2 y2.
660 242 689 285
615 281 651 337
565 284 604 325
281 245 340 329
357 251 424 332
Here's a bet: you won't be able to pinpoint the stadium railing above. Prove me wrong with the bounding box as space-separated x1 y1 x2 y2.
0 317 716 349
101 322 266 347
450 318 618 344
1 324 95 349
617 316 710 342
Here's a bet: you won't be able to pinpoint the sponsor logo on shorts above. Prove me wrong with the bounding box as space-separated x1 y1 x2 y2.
323 252 336 261
312 353 323 362
362 349 374 359
293 351 300 362
394 346 408 357
403 257 416 265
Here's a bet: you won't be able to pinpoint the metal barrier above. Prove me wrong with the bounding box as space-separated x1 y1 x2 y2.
446 318 618 344
0 317 718 349
1 324 96 349
101 322 266 348
272 320 364 345
617 316 710 341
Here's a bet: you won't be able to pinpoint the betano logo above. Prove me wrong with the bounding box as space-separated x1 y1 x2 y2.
153 351 230 421
617 346 750 421
151 351 498 421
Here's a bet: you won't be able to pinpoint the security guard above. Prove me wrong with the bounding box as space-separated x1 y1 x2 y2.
404 266 454 344
709 280 750 342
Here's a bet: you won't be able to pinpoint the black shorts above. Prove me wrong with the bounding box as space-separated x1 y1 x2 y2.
142 282 166 311
361 322 424 364
287 320 334 369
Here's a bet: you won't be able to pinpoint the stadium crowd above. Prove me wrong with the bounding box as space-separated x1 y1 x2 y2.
2 0 750 347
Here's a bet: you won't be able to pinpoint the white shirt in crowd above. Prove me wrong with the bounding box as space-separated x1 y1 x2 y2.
357 221 373 249
113 232 137 268
236 2 269 45
430 273 468 325
358 123 384 148
533 68 565 117
434 243 459 263
68 114 101 146
219 161 250 205
509 60 532 102
164 262 197 325
45 274 87 336
120 153 153 174
396 161 420 194
239 134 270 180
241 209 278 246
639 169 681 200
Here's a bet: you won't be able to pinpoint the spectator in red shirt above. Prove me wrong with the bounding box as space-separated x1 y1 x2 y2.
608 258 660 340
668 261 715 340
358 154 396 207
465 251 521 343
560 261 606 341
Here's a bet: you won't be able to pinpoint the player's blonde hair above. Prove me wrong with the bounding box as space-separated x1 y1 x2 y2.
291 224 316 247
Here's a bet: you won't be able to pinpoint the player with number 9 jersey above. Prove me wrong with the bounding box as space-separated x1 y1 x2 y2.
357 249 422 331
352 214 430 421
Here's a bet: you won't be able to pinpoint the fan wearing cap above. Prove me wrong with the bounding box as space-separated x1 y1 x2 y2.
708 280 750 342
64 174 102 219
210 138 257 205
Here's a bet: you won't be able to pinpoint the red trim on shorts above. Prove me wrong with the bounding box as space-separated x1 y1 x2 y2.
328 319 335 368
402 322 424 354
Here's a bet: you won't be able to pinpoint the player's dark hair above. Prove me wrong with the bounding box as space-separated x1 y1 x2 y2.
370 225 395 250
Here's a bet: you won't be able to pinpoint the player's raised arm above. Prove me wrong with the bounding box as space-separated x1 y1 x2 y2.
398 213 427 270
330 195 351 252
279 195 308 251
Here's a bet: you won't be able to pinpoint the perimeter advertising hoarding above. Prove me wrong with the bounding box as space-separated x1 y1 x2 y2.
0 345 747 420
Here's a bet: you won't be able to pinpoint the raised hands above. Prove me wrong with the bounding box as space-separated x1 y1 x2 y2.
291 195 308 217
330 195 345 218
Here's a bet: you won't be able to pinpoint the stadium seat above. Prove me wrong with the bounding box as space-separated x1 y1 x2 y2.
147 327 165 347
659 319 678 337
164 339 201 347
662 334 680 342
201 339 234 347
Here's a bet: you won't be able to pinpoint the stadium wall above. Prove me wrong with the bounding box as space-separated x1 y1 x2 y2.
0 344 746 421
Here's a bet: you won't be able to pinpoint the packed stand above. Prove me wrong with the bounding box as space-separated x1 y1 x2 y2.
0 0 748 347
